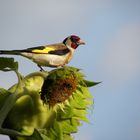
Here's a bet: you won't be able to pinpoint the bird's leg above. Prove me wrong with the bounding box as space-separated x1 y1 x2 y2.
37 65 44 71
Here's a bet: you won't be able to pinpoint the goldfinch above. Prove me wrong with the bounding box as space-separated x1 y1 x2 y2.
0 35 85 70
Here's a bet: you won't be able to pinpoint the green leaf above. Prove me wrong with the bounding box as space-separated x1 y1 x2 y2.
58 105 74 119
11 129 45 140
83 80 101 87
58 119 78 134
0 88 18 128
0 88 11 109
0 57 18 71
26 129 43 140
63 134 73 140
40 133 50 140
2 72 48 139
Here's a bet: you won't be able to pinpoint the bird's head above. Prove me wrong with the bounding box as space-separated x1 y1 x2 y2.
63 35 85 49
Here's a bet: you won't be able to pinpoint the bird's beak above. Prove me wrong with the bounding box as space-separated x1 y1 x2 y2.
77 39 85 45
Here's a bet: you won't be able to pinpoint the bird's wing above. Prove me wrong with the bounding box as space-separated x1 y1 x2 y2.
22 43 70 55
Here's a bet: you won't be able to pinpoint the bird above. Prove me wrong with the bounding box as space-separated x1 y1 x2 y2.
0 35 85 70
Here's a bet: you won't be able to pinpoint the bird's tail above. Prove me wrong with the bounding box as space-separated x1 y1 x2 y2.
0 50 21 55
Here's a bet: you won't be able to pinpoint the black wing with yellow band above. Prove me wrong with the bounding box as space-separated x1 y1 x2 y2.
49 48 70 55
20 45 70 56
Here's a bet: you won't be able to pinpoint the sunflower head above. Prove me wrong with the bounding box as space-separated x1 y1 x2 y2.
41 67 81 107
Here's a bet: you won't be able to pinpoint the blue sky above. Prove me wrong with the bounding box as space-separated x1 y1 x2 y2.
0 0 140 140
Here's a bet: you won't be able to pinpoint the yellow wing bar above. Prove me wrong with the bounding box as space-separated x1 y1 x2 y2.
32 47 55 54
